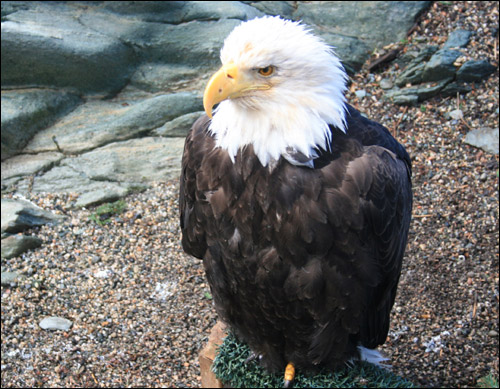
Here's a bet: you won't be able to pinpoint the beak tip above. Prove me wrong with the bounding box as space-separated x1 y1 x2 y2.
203 95 213 119
204 105 213 119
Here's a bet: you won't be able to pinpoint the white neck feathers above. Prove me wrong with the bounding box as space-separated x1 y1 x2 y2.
208 82 347 167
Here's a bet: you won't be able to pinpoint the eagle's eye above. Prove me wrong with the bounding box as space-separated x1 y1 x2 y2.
258 66 275 77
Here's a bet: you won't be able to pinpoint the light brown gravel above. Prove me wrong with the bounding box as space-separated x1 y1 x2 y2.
2 183 218 387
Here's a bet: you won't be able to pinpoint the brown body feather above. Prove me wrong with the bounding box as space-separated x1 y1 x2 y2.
179 103 412 372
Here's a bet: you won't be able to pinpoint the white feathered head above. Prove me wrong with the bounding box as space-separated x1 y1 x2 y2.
203 16 348 167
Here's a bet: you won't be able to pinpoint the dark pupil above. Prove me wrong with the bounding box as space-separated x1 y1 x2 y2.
261 66 271 73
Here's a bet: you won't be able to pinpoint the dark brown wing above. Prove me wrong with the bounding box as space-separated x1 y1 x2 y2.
287 139 412 365
179 115 212 259
179 112 412 371
332 104 413 347
343 145 412 348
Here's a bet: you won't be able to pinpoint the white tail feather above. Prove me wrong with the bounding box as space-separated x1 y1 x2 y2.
356 346 392 370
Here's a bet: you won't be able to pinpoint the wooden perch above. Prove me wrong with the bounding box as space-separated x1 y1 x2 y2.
199 321 227 388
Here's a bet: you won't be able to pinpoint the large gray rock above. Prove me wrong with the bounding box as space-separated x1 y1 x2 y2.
389 40 495 104
23 93 201 155
1 89 80 160
1 3 136 95
315 31 371 75
74 188 131 209
395 46 439 86
140 19 243 67
26 137 185 196
127 64 205 95
1 1 434 199
421 49 462 82
456 60 497 82
384 79 452 105
153 111 205 137
248 1 295 18
102 1 263 23
464 127 499 155
1 234 43 259
61 137 186 183
1 152 64 182
295 1 431 70
1 198 64 235
443 29 472 49
77 12 241 69
25 165 133 199
440 81 472 97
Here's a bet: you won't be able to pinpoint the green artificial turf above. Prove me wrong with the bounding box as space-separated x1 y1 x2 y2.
212 332 414 388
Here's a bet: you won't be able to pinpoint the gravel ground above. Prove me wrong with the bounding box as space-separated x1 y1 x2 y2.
1 1 498 388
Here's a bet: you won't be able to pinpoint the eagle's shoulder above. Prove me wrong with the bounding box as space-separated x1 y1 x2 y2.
344 103 411 172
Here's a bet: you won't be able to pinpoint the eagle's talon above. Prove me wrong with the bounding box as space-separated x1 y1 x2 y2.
283 362 295 388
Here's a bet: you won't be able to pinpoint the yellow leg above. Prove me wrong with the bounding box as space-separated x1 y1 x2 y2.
283 362 295 388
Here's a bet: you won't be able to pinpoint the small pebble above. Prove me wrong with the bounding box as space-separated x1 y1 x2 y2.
447 109 464 120
379 79 394 89
355 90 367 99
1 271 20 286
39 317 73 331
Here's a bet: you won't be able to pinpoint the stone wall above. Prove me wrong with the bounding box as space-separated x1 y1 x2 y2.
2 1 433 206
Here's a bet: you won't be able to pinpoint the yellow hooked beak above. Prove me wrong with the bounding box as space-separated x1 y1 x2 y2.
203 63 271 118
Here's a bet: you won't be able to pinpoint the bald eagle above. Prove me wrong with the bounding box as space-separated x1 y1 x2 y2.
180 16 412 386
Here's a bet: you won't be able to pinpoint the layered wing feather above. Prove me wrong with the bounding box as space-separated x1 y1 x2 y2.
179 106 412 372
